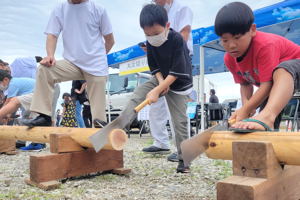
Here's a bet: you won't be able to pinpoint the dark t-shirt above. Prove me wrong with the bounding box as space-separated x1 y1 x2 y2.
209 95 219 103
71 80 87 104
147 29 193 92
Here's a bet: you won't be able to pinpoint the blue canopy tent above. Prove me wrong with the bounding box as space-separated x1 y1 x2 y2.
107 0 300 130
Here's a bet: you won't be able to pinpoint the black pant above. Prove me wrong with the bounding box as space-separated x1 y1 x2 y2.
83 105 92 128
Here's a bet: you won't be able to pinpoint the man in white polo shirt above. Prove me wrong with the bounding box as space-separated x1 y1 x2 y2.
142 0 193 162
23 0 114 127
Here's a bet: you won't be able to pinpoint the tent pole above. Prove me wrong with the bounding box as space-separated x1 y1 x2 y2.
200 46 205 132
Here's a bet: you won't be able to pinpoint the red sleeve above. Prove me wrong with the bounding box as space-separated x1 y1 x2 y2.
257 44 280 82
224 54 247 84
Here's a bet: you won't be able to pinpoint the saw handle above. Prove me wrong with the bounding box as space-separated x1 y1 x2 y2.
134 99 150 112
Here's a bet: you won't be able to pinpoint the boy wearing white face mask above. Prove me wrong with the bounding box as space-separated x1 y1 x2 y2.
124 4 192 173
143 0 193 162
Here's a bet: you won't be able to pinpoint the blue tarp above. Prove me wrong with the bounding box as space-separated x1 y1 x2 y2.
108 0 300 74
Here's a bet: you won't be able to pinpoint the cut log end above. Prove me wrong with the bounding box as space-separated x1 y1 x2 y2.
108 129 128 151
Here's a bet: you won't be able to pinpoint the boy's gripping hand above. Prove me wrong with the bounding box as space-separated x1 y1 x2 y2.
147 88 161 104
229 108 251 123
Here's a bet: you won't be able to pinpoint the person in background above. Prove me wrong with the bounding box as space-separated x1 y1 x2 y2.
60 93 78 127
142 0 194 163
22 0 114 128
55 109 61 127
71 80 87 128
209 89 219 103
10 56 42 79
82 100 92 128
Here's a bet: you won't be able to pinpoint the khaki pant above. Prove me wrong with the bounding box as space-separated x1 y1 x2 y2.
124 77 189 160
30 60 107 122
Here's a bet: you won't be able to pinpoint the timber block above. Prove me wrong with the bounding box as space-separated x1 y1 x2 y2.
50 133 84 153
25 179 61 191
217 141 300 200
112 168 132 175
0 139 16 154
29 149 124 184
232 141 282 178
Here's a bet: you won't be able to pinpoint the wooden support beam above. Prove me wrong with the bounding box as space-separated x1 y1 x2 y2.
29 149 123 183
232 141 282 178
205 131 300 165
217 141 300 200
50 134 84 153
0 126 128 151
25 179 61 191
0 139 16 154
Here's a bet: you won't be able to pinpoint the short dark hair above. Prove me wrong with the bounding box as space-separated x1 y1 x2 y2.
140 4 168 28
35 56 43 63
62 93 71 99
214 2 254 36
0 69 12 81
0 59 9 66
210 89 216 95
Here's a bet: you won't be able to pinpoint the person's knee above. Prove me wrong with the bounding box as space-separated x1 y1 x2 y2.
11 97 21 106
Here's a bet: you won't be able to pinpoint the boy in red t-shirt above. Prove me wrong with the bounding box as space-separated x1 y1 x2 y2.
214 2 300 132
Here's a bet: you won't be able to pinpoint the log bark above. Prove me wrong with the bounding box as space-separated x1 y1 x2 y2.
205 131 300 165
0 126 127 150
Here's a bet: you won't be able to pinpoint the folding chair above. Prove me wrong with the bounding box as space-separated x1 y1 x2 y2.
281 98 300 131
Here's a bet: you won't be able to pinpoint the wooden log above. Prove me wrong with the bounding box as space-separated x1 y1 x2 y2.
0 126 127 150
29 149 123 183
205 131 300 165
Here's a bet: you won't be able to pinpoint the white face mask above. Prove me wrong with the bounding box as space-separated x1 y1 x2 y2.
0 83 8 91
146 29 169 47
164 3 172 12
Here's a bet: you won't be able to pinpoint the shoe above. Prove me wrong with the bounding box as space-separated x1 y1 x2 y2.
167 152 179 162
20 143 46 152
176 160 190 173
142 145 171 155
16 141 26 149
93 119 108 128
21 115 52 128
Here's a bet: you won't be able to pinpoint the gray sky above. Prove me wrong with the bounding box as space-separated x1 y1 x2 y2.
0 0 282 101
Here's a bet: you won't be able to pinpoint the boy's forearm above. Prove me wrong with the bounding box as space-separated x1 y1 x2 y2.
155 72 164 83
155 75 177 93
46 34 58 57
240 84 253 105
242 82 272 113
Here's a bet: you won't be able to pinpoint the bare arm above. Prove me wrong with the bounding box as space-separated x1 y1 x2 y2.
147 75 177 103
75 82 87 94
240 83 254 105
231 82 272 121
242 82 272 114
103 33 115 54
180 25 191 42
40 34 58 67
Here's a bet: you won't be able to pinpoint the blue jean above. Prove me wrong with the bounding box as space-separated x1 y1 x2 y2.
75 100 86 128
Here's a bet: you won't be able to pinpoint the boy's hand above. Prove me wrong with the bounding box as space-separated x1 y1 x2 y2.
229 108 250 122
147 88 160 104
161 86 169 95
